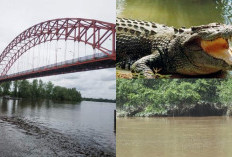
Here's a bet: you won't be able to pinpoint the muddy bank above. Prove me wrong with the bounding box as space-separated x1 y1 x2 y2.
0 116 115 157
167 102 228 116
117 102 232 117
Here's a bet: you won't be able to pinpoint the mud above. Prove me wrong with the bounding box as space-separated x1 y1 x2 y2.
0 116 115 157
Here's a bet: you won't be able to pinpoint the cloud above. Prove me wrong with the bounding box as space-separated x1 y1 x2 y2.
35 68 116 99
109 83 116 90
100 71 116 81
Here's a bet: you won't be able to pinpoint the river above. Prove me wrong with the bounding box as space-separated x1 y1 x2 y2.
117 0 232 27
117 117 232 157
0 98 116 157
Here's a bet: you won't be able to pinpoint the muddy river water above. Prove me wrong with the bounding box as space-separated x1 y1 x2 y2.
117 117 232 157
0 98 116 156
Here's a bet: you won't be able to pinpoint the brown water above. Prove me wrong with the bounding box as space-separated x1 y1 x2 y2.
117 117 232 157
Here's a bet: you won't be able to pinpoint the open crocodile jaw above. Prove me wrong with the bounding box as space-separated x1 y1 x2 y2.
201 37 232 65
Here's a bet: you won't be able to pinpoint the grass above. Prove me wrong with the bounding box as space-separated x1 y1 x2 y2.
116 68 171 79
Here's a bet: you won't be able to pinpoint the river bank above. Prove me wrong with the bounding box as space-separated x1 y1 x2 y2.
0 98 116 156
117 102 232 117
0 95 116 104
82 97 116 103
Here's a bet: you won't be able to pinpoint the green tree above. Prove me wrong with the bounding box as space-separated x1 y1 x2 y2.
52 86 81 101
0 79 81 102
13 81 19 97
45 81 54 98
0 86 2 95
1 81 12 95
194 79 221 102
218 79 232 104
31 79 38 98
38 79 45 98
163 81 200 106
52 86 66 100
18 80 31 98
117 79 204 115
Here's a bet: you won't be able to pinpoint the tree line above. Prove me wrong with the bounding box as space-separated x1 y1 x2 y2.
0 79 82 102
82 97 116 103
117 79 232 114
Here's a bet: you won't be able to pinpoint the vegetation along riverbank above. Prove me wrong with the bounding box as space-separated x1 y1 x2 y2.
117 79 232 117
0 79 82 102
82 97 116 103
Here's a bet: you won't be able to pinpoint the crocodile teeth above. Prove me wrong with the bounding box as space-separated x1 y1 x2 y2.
223 49 232 65
229 37 232 47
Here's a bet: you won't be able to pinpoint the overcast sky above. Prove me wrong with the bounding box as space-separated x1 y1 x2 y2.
0 0 116 99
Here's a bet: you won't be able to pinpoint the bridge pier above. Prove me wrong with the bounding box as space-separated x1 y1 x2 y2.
114 110 116 133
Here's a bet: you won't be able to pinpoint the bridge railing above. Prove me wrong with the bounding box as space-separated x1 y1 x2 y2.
0 52 110 79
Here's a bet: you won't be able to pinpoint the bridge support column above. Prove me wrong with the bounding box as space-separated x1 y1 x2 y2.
114 110 116 133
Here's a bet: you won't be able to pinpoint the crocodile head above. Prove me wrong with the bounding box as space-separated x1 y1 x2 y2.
174 23 232 75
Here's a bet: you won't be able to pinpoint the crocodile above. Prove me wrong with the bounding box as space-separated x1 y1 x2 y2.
116 17 232 78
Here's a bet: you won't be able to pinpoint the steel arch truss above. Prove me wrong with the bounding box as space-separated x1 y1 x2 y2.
0 18 116 76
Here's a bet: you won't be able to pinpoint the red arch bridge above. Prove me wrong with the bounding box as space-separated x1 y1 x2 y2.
0 18 116 83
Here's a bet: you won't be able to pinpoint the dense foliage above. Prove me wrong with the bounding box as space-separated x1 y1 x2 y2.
0 79 82 102
117 79 232 115
82 97 116 103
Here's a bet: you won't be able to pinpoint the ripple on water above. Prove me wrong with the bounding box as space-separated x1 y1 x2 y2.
0 116 115 157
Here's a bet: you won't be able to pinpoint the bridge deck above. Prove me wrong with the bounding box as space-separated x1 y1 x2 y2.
0 53 115 83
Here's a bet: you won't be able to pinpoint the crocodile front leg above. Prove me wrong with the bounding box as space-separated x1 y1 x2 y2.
131 53 163 78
